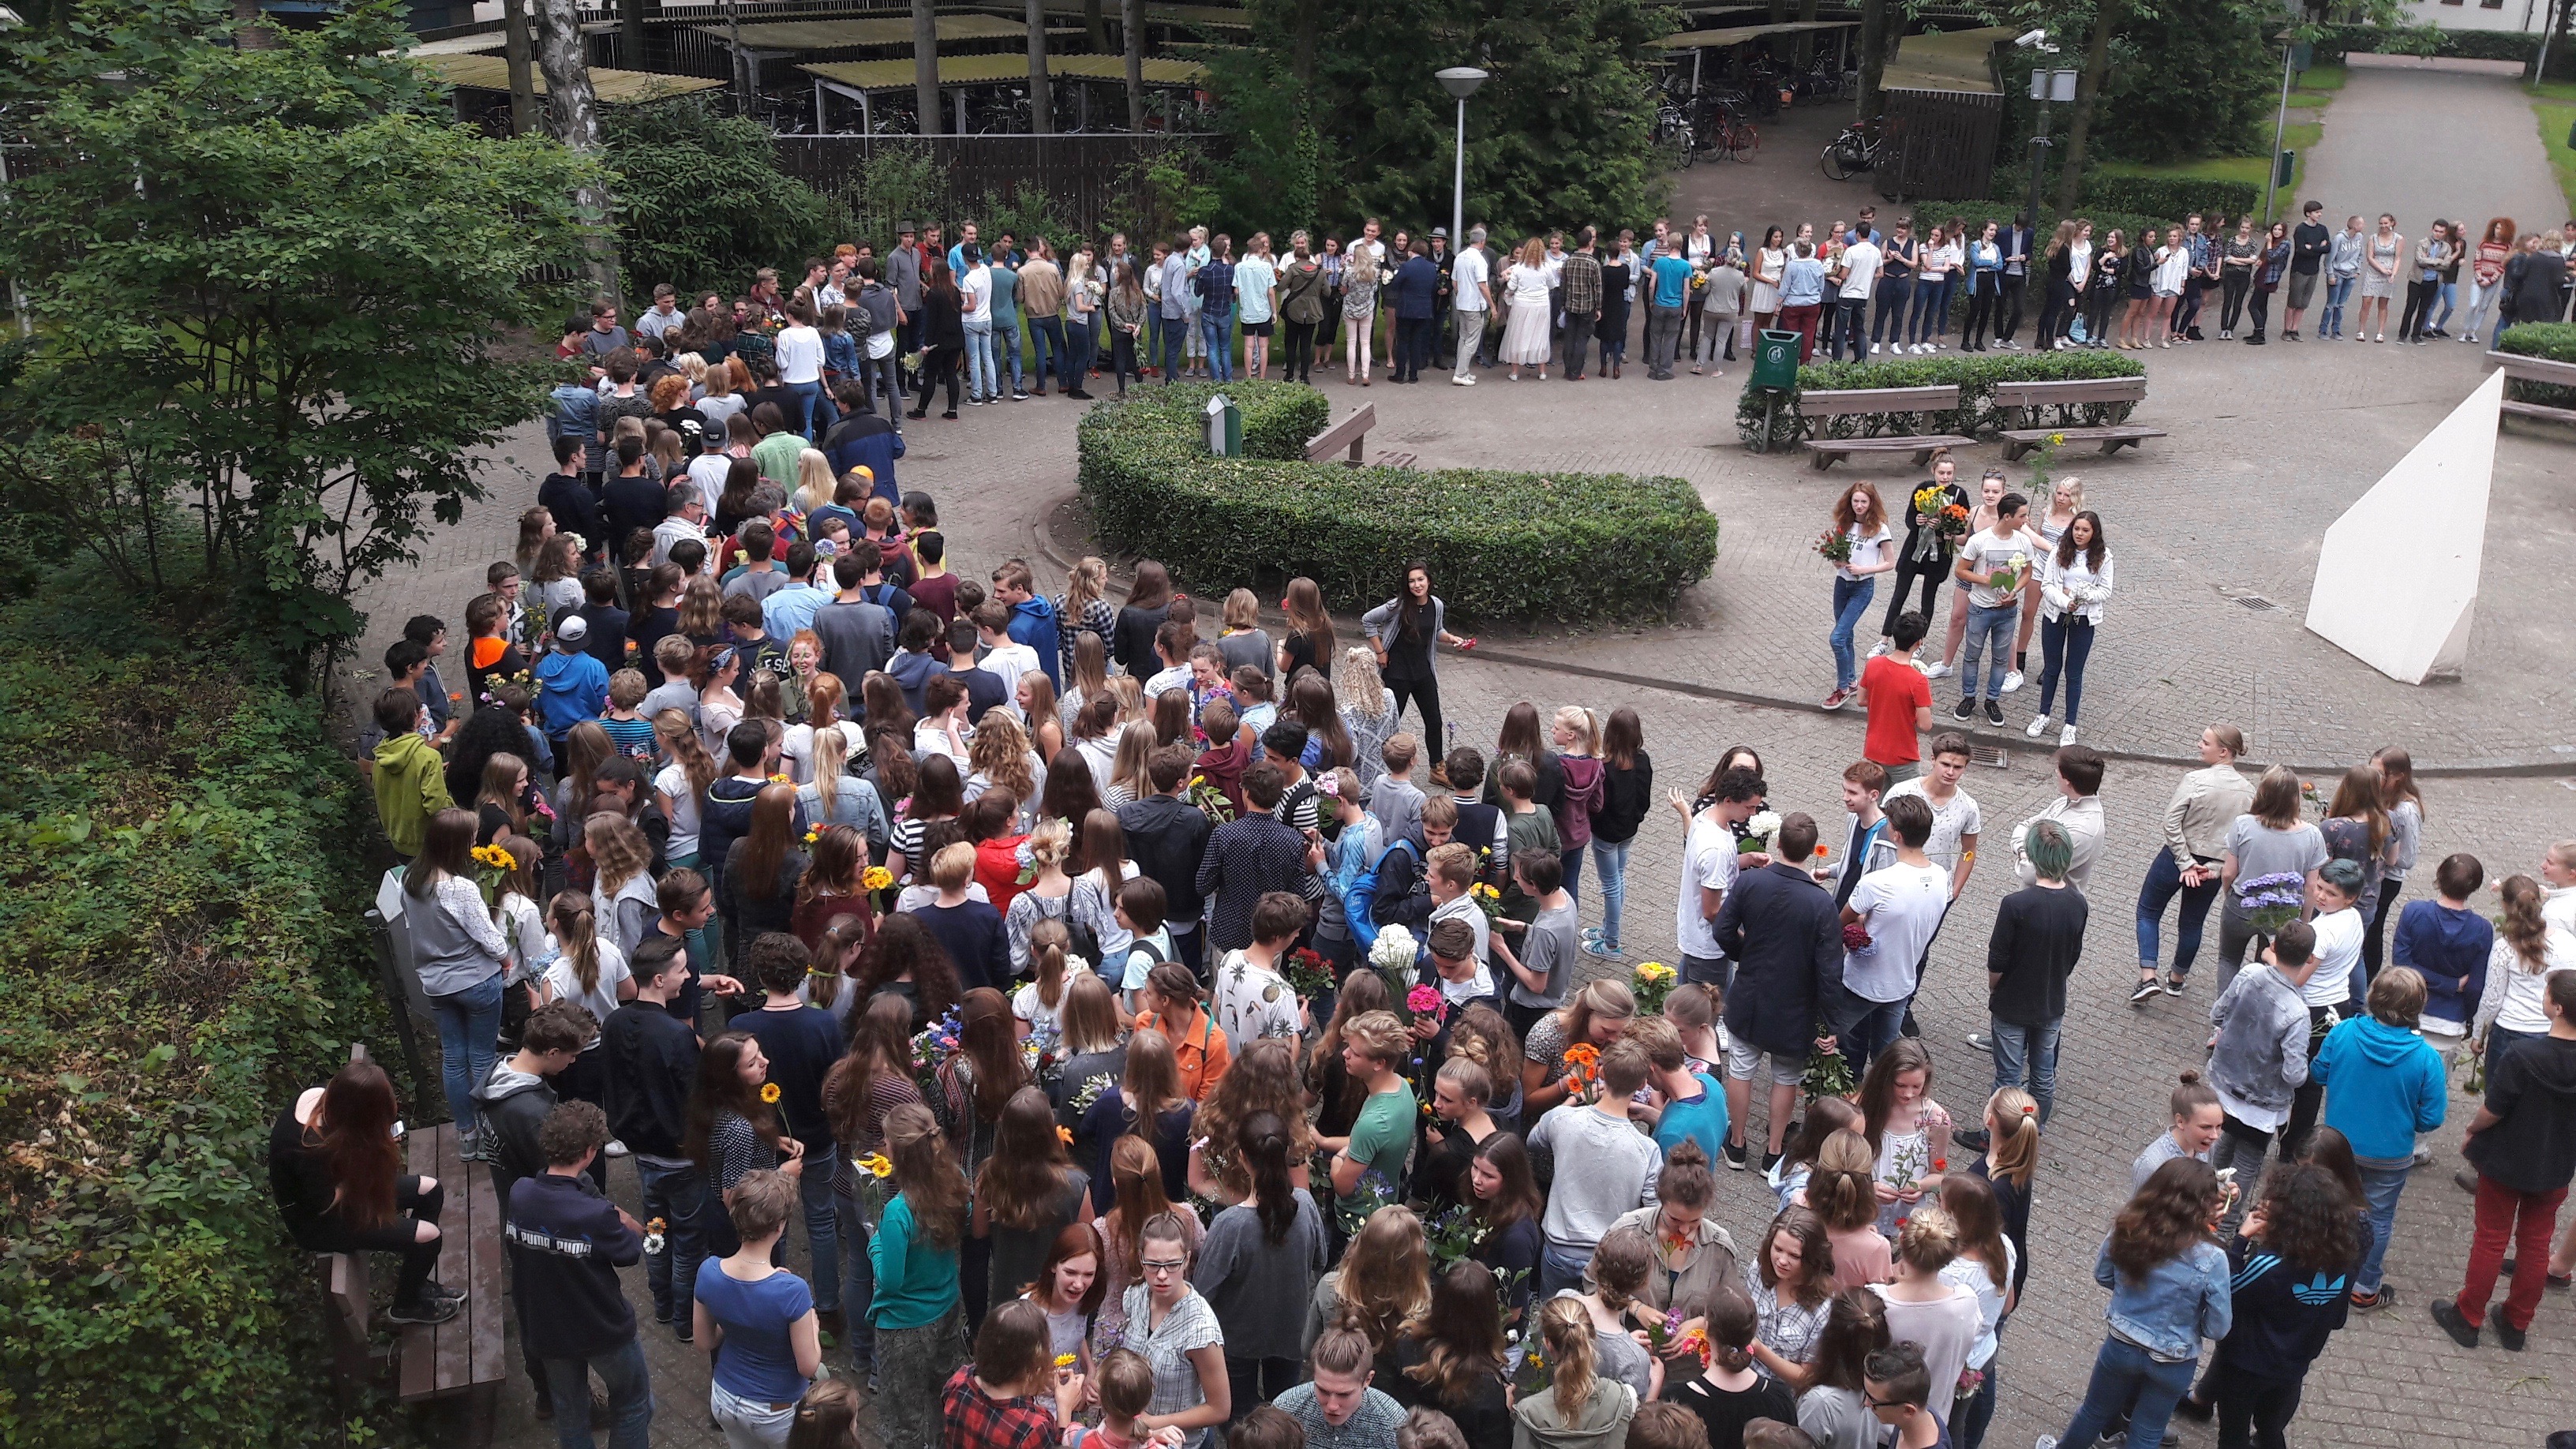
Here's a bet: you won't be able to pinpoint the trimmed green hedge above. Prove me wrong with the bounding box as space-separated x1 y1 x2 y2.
1737 350 2148 451
2311 22 2574 77
0 596 384 1445
2496 321 2576 410
1077 381 1718 623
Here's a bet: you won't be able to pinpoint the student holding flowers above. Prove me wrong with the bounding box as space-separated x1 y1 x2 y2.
1872 451 1968 658
1821 481 1897 712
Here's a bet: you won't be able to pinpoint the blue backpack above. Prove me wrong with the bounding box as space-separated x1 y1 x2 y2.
1342 837 1421 953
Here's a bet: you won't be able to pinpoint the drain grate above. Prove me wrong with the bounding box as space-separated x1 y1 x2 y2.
1969 745 2009 769
2233 593 2280 612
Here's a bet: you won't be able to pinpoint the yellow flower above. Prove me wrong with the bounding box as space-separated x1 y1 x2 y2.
803 827 821 846
2047 431 2066 446
862 865 896 892
768 773 790 784
1054 1354 1078 1369
760 1083 781 1104
856 1152 893 1178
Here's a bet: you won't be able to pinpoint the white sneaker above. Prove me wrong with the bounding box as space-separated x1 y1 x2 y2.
2024 713 2052 739
1922 661 1951 680
2036 1437 2061 1449
2001 668 2026 693
1866 639 1892 658
1452 374 1476 386
1870 343 1882 355
2059 724 2079 746
605 1140 631 1158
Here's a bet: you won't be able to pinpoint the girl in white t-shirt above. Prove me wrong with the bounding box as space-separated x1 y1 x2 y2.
1013 918 1079 1047
1825 481 1898 710
538 891 633 1110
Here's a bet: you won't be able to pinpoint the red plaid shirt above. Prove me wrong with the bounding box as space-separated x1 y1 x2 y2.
941 1364 1056 1449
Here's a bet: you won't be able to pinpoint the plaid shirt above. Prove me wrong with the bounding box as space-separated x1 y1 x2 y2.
942 1365 1056 1449
1561 251 1604 316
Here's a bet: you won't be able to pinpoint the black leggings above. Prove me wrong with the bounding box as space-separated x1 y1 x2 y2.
307 1174 447 1309
1111 329 1141 391
2212 1358 2305 1449
910 346 960 414
2361 877 2404 978
2220 271 2252 331
2084 285 2119 343
1881 550 1950 635
1282 320 1316 381
1964 286 1996 347
1389 674 1443 757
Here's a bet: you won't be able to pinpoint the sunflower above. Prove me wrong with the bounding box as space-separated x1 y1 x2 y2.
855 1152 893 1178
760 1083 781 1104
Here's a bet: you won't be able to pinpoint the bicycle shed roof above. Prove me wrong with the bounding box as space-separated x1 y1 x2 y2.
799 52 1216 92
1877 25 2011 94
414 52 727 103
694 16 1080 50
1656 19 1859 49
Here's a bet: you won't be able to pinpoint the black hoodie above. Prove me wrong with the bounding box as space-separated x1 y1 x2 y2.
471 1061 556 1209
2467 1034 2576 1195
506 1170 642 1360
604 1002 698 1160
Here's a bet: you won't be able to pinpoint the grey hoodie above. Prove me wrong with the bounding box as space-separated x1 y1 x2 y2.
472 1062 556 1204
2208 963 2311 1114
1511 1378 1635 1449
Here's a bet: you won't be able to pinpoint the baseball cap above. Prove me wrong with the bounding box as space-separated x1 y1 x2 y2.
556 614 589 643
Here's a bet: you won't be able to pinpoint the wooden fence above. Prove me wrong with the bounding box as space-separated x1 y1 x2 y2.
1878 87 2001 202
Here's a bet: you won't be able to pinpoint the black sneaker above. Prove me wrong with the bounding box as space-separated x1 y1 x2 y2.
1761 1150 1784 1175
2490 1305 2527 1351
2171 1394 2214 1423
1952 698 1976 721
1983 699 2004 725
1723 1136 1749 1171
2428 1298 2480 1348
425 1279 468 1304
386 1297 462 1327
1952 1126 1990 1152
2131 979 2164 1005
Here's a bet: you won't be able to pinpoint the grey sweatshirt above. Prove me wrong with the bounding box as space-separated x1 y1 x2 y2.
2208 963 2312 1114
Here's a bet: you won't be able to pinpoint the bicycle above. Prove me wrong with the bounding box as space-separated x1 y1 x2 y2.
1707 108 1759 163
1821 118 1884 182
1655 104 1698 169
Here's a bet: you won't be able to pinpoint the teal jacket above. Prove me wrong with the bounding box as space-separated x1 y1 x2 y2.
2315 1014 2446 1163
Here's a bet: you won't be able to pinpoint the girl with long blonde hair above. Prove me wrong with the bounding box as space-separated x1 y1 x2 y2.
780 672 844 784
1103 721 1158 811
1515 1295 1631 1442
1313 1204 1429 1368
652 706 718 867
871 1103 970 1449
965 711 1041 833
1055 557 1117 684
585 812 661 957
793 448 836 515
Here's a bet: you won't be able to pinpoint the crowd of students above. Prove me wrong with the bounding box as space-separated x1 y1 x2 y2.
288 244 2576 1449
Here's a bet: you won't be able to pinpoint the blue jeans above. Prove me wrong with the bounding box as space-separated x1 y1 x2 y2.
1908 277 1945 343
542 1337 653 1449
1956 1349 1998 1449
1987 1015 2063 1125
1829 575 1877 691
782 378 822 440
800 1148 842 1314
1156 313 1187 380
429 971 505 1132
962 325 996 401
2057 1335 2197 1449
1199 306 1235 381
991 316 1024 391
1537 1242 1593 1298
2355 1161 2408 1294
1959 601 2017 701
1590 837 1634 949
2322 275 2355 335
2137 848 2222 975
2037 614 2094 724
837 1193 878 1367
1872 276 1911 343
1028 315 1067 389
635 1156 711 1328
1841 997 1908 1076
1061 316 1098 390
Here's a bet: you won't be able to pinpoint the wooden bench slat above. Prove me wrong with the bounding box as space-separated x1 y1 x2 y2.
1991 377 2148 406
1999 425 2166 460
1797 384 1960 417
1805 433 1976 470
1304 402 1378 466
2499 398 2576 421
2488 350 2576 384
466 1151 506 1387
397 1128 440 1400
432 1121 468 1395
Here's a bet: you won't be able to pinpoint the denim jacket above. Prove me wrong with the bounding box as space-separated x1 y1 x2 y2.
2093 1236 2232 1361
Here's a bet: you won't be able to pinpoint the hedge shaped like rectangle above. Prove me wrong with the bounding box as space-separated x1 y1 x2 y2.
1736 349 2148 451
2496 321 2576 410
1077 381 1719 624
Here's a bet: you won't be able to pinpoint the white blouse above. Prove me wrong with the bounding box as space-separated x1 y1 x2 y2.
2039 550 2116 624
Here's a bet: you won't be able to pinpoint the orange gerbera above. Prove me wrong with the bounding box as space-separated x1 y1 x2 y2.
1562 1043 1601 1073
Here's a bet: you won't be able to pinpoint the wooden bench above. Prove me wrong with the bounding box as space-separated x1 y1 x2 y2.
1798 385 1974 470
315 1049 504 1443
1994 376 2166 460
1304 402 1417 470
2488 349 2576 428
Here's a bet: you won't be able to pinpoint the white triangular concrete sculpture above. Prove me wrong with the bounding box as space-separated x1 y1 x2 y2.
2304 369 2500 683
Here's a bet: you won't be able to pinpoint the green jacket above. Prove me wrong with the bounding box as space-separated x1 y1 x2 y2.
373 732 451 856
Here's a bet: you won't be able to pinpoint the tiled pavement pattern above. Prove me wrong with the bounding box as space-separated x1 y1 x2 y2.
340 68 2576 1449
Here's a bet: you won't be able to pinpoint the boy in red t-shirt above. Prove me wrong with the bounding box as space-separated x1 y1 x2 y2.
1856 608 1935 785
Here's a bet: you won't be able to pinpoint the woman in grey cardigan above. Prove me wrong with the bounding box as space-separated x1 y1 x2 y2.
1360 564 1473 757
405 807 513 1151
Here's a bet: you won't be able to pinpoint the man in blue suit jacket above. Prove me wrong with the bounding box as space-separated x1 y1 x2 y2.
1713 812 1846 1172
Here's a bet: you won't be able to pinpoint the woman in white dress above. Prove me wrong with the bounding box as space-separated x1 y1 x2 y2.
1499 237 1556 379
1750 226 1787 328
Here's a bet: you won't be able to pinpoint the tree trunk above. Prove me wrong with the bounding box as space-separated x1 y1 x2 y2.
617 0 646 69
1028 0 1053 133
534 0 622 306
502 0 540 137
1086 0 1108 51
914 0 942 137
1124 0 1147 130
1855 0 1887 120
2054 1 2117 218
230 0 275 49
1795 0 1818 71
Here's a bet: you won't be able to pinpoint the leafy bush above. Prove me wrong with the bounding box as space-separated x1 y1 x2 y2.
603 99 850 297
2072 176 2262 223
1078 382 1717 623
1736 350 2147 451
2496 321 2576 410
2309 22 2574 77
0 595 386 1446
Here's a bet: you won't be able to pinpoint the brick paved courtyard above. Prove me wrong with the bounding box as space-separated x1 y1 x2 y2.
347 63 2576 1449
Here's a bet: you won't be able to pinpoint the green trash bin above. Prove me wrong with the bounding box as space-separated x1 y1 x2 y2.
1751 329 1803 392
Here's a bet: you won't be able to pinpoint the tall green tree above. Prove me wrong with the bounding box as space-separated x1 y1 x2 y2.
0 0 597 669
601 100 851 295
1209 0 1669 242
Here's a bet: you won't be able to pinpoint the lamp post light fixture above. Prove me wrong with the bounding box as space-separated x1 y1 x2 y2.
1436 66 1488 253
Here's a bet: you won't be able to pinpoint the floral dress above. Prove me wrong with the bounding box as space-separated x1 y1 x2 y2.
1341 243 1383 320
1871 1099 1953 1237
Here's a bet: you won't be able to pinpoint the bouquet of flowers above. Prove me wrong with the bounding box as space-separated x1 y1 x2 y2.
1935 502 1971 542
1470 881 1505 926
1065 1073 1112 1118
2236 872 2308 936
1406 984 1448 1028
1283 946 1335 1000
1740 811 1782 856
1814 529 1854 565
1425 1204 1492 1271
1841 919 1875 954
1987 551 2034 596
468 841 519 907
1558 1042 1602 1104
1632 961 1678 1016
1511 1339 1553 1402
1370 925 1420 1021
1801 1024 1856 1100
910 1005 964 1103
1638 1306 1687 1357
848 1150 894 1216
1186 772 1237 826
1335 1168 1397 1239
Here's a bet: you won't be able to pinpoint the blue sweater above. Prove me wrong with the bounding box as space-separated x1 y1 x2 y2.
2091 1236 2231 1362
2391 898 2493 1027
2312 1015 2447 1163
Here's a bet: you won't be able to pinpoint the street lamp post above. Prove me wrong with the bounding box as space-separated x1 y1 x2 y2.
2024 65 2076 240
1436 66 1488 252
